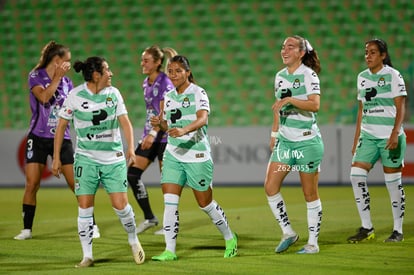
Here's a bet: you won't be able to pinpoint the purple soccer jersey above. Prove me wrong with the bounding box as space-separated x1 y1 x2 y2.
142 72 174 142
28 68 73 139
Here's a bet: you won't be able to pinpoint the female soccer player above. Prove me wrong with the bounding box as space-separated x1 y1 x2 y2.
264 35 324 254
14 41 103 240
150 55 238 261
128 46 176 234
52 56 145 267
348 38 407 243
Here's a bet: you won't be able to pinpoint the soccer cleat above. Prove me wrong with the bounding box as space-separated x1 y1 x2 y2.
92 224 101 239
14 229 32 240
75 257 94 268
297 244 320 254
275 233 299 253
384 230 404 242
154 228 164 235
224 233 238 258
152 250 178 261
347 227 375 243
131 242 145 264
136 217 159 234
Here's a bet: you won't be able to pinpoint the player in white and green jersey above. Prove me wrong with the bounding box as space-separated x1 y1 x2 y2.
52 56 144 267
348 39 407 244
265 36 324 255
150 55 238 262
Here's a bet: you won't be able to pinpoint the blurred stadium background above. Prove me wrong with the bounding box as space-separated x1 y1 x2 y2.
0 0 413 129
0 0 413 186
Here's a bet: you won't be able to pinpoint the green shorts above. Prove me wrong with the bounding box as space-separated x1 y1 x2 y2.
269 135 324 173
352 134 406 168
161 151 213 191
74 155 128 195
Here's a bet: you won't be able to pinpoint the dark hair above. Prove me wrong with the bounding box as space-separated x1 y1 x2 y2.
73 56 106 81
366 38 393 67
144 45 178 72
169 55 195 83
34 41 69 70
292 35 321 74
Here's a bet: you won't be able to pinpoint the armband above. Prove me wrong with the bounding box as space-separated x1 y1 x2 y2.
271 131 278 138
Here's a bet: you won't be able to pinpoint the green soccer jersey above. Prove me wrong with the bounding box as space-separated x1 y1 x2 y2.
59 83 128 164
274 63 321 141
163 83 211 163
357 65 407 139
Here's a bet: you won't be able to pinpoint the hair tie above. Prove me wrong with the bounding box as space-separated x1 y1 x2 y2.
305 39 313 53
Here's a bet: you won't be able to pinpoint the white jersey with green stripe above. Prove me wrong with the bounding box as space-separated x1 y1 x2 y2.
164 83 211 163
274 63 321 141
357 65 407 139
59 83 128 164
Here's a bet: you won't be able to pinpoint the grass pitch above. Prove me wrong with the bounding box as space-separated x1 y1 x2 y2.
1 185 413 274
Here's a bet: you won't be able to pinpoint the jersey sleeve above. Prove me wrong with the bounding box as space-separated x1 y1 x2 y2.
391 69 407 98
196 89 210 113
114 88 128 116
274 72 281 98
59 93 75 121
28 71 43 91
304 69 320 96
159 77 174 101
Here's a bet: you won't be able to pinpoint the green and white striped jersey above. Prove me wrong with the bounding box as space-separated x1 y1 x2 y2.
163 83 211 163
357 65 407 139
274 63 321 141
59 83 128 164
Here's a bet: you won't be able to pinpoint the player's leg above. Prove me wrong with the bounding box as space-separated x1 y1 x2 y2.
15 134 47 240
73 158 99 268
152 153 184 261
297 171 322 254
382 134 406 242
188 160 237 258
104 161 145 264
265 138 297 253
127 143 158 233
296 136 323 254
348 137 378 243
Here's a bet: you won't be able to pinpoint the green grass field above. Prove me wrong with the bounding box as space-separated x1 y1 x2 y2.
1 185 413 274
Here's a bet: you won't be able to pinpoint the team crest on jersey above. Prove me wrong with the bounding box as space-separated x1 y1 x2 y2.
153 87 158 97
377 77 385 87
182 97 190 108
106 97 114 108
292 79 300 89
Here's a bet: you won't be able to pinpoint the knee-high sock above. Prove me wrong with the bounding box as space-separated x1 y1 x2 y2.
163 193 180 253
385 172 405 233
267 193 295 235
350 167 372 229
201 200 233 240
127 167 155 220
78 207 94 259
307 199 322 246
113 203 139 245
22 204 36 230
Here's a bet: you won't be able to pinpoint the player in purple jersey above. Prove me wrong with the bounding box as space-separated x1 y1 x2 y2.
14 41 100 240
128 45 177 234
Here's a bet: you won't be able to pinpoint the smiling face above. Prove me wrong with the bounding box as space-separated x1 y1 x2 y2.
167 61 190 93
365 42 385 73
280 37 305 71
141 51 161 76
